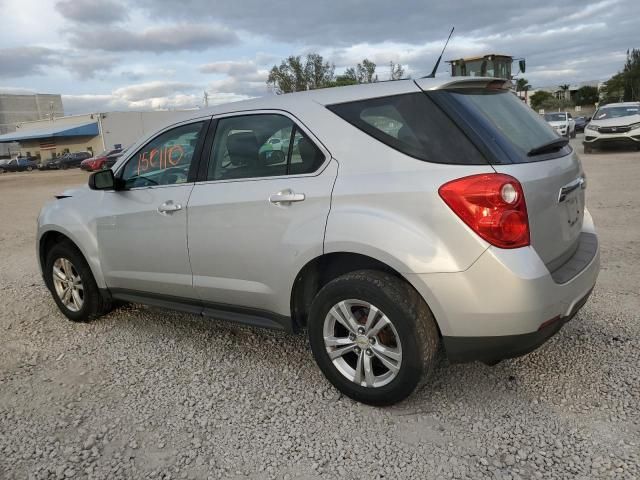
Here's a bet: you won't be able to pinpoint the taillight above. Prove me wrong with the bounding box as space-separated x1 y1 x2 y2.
438 173 530 249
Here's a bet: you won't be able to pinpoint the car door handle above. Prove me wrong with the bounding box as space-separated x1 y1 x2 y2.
269 190 306 205
157 201 182 214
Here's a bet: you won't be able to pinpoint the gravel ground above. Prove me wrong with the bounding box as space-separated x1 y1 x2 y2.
1 137 639 479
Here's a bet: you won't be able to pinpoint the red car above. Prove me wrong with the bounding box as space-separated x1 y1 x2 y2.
80 147 124 171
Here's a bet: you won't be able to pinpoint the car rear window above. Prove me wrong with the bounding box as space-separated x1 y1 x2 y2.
445 90 560 157
327 93 487 165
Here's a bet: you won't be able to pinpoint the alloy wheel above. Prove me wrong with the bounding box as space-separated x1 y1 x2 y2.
52 258 84 312
323 299 402 388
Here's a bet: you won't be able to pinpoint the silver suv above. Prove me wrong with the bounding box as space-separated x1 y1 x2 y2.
37 78 600 405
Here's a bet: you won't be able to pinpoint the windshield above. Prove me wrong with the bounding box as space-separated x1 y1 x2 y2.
593 105 640 120
544 113 567 121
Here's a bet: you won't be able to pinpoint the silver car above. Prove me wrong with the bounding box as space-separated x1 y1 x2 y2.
37 77 599 405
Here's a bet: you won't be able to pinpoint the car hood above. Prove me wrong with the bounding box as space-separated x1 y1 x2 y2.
547 120 568 127
590 114 640 127
55 185 89 198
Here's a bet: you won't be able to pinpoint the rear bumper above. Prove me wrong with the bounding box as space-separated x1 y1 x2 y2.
406 211 599 363
442 287 592 363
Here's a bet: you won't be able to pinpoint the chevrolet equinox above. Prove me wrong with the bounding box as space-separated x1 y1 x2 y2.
37 77 600 405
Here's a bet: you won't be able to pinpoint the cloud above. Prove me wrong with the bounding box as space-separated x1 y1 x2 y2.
62 90 250 115
112 80 199 102
69 24 239 53
199 60 258 76
130 0 638 84
208 77 268 97
0 47 56 78
0 86 37 94
55 0 128 24
63 53 118 79
199 58 270 97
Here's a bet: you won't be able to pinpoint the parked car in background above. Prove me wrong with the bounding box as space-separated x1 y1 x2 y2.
80 147 124 171
544 112 576 138
0 156 38 173
574 116 588 133
51 152 93 170
583 102 640 153
39 157 62 170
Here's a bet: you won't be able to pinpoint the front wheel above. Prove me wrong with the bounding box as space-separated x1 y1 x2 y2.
45 241 111 322
308 270 440 406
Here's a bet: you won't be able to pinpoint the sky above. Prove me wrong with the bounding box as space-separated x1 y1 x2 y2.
0 0 638 115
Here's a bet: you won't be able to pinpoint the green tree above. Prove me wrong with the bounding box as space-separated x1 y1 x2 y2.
530 90 554 111
516 78 530 93
574 86 599 106
356 59 377 83
267 54 334 94
305 53 335 90
389 61 405 80
600 49 640 104
267 55 379 93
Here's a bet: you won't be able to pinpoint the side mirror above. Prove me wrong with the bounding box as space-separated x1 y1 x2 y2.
519 59 526 73
89 169 117 190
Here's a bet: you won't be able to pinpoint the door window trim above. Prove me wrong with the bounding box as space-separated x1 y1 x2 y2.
196 109 331 185
113 118 212 191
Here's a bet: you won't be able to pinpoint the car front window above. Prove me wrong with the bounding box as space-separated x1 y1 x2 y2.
593 106 640 120
544 113 566 121
121 121 204 188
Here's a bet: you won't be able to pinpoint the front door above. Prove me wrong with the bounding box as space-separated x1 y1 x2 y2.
96 120 208 299
187 113 336 317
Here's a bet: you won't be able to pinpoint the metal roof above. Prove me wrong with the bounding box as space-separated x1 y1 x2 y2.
0 121 98 143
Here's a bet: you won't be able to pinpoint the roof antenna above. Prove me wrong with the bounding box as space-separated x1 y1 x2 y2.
424 27 455 78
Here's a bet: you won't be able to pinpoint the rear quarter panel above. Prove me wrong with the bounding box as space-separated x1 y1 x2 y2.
319 117 495 274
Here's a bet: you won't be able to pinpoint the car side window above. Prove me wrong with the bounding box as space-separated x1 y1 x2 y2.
121 122 204 188
207 114 324 181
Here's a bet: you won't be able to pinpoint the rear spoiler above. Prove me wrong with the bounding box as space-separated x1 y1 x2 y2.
415 77 511 91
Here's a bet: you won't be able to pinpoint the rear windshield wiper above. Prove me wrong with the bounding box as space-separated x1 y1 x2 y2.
527 137 569 156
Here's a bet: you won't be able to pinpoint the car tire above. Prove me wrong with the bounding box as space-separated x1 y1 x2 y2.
45 240 111 322
308 269 440 406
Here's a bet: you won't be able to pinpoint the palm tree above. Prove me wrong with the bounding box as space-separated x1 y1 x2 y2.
516 78 531 101
558 84 571 101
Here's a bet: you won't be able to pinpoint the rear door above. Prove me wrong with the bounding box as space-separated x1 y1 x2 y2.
419 81 586 268
187 112 336 317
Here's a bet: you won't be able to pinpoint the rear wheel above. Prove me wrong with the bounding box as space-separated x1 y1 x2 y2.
45 241 111 322
308 270 439 406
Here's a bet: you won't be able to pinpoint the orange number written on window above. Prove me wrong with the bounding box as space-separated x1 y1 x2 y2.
137 145 185 176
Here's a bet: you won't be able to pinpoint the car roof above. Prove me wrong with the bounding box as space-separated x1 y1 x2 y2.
181 77 508 122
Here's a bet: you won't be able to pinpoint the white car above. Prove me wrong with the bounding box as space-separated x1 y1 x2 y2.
544 112 576 138
583 102 640 154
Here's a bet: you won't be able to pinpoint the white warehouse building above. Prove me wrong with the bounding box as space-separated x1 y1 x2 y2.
0 110 196 162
